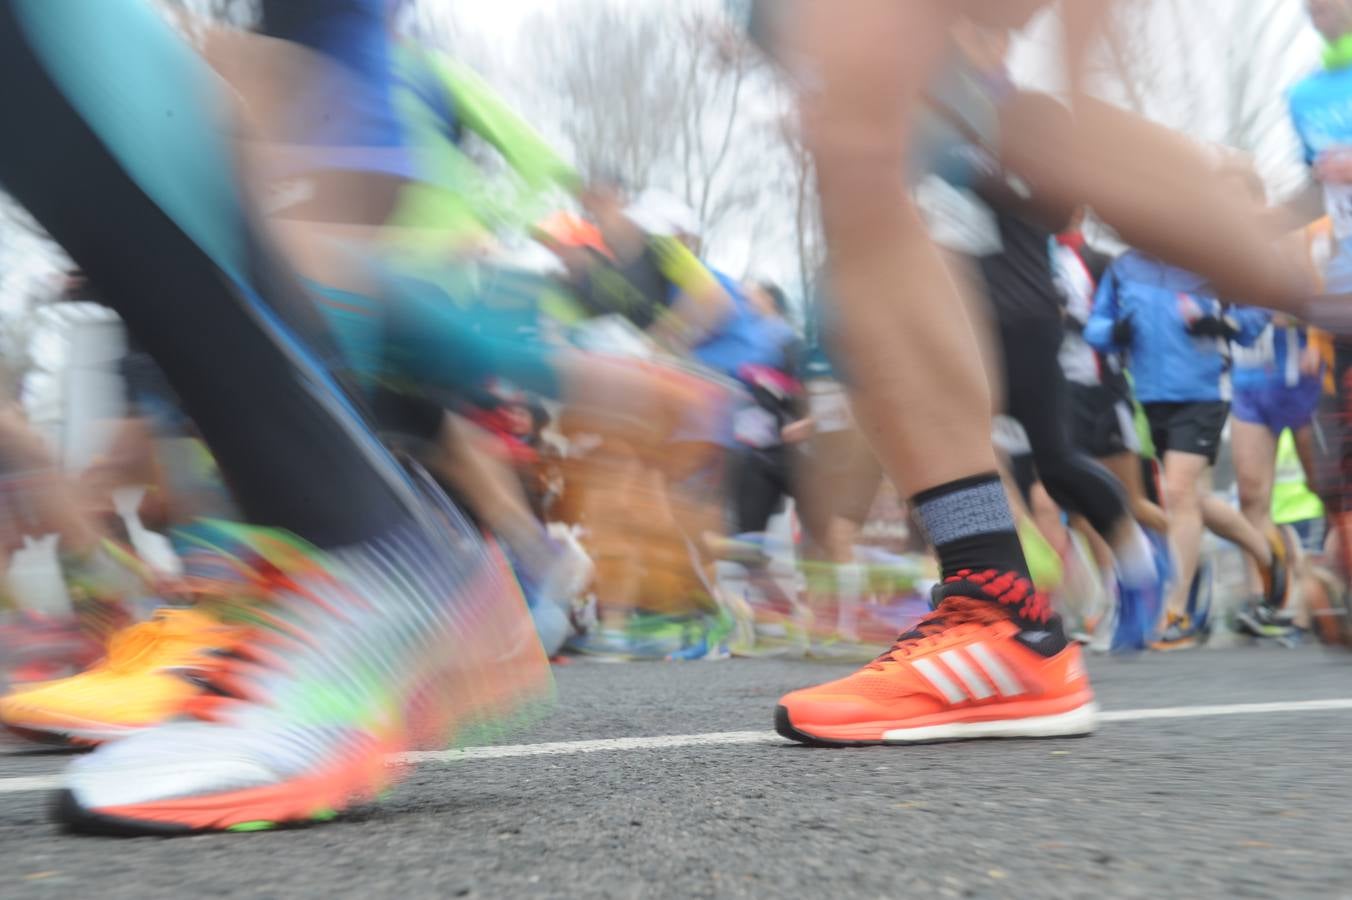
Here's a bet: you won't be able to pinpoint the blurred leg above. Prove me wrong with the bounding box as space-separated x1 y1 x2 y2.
1232 420 1279 534
1162 452 1208 618
1293 423 1320 490
1201 494 1273 574
792 0 998 496
1100 451 1169 534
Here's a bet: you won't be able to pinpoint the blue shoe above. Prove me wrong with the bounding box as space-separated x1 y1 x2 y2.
1112 530 1172 654
564 628 641 661
511 537 593 614
565 614 687 661
666 633 730 661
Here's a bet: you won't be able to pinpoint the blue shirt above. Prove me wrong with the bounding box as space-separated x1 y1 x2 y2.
689 273 790 380
1085 252 1268 404
1289 65 1352 165
1232 324 1319 393
1289 64 1352 288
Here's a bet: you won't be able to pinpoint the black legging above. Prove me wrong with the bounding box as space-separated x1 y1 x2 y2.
732 446 794 536
0 0 418 549
998 316 1130 538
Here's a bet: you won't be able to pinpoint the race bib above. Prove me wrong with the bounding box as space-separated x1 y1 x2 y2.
992 415 1031 456
806 382 852 433
733 407 780 449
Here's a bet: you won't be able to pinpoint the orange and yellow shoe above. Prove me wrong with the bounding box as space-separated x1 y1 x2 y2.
0 608 238 746
1149 612 1201 652
775 587 1097 746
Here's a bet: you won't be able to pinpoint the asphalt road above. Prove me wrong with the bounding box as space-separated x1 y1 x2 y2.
2 647 1351 899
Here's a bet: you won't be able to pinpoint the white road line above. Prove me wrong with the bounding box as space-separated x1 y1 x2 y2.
3 697 1351 795
0 775 62 795
398 731 774 763
1096 698 1352 723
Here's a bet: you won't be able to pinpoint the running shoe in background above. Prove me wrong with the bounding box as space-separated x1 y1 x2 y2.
1260 525 1294 611
1234 604 1301 646
54 482 551 834
0 608 237 746
1116 530 1173 653
1151 612 1201 652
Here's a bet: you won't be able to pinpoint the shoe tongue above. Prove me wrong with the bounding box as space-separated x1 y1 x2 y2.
878 597 996 660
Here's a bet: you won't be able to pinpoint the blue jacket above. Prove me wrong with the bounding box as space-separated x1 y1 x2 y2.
685 272 790 380
1085 252 1268 404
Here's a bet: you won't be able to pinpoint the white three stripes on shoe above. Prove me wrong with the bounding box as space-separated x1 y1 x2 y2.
912 643 1025 702
966 642 1024 697
938 650 994 700
911 658 967 703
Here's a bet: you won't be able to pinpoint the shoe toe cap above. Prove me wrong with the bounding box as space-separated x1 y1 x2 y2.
778 688 894 727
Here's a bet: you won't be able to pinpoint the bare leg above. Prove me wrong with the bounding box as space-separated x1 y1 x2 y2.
790 0 996 497
422 413 552 572
1232 420 1279 534
1099 451 1169 534
1201 495 1273 571
0 408 103 556
1070 514 1115 576
1162 451 1208 617
1293 424 1320 491
1230 419 1280 594
1029 484 1071 556
563 440 645 626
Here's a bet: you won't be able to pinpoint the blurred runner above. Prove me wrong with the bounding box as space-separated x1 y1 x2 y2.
1087 250 1283 649
1230 311 1321 638
1287 0 1352 647
1055 215 1169 536
741 0 1315 745
728 282 806 539
0 0 549 834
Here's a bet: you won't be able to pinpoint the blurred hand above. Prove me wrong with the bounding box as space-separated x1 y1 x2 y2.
1186 315 1241 341
1111 313 1135 347
1315 149 1352 185
781 418 816 444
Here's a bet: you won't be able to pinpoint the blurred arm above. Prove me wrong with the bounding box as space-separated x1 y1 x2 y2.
649 237 734 348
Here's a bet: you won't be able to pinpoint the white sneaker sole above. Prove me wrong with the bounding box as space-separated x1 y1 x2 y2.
880 701 1099 743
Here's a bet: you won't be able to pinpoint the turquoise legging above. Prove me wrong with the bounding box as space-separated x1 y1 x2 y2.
313 266 564 401
0 0 425 546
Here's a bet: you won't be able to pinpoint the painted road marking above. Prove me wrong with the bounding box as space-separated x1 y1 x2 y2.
4 697 1352 795
0 775 62 795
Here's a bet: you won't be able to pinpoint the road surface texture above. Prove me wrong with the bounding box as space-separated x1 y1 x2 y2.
2 647 1350 899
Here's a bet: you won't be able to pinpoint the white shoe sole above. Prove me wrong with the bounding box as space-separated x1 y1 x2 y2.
880 701 1099 743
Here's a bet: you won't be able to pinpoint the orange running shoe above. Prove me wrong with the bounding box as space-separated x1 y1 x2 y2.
0 608 239 747
775 576 1096 746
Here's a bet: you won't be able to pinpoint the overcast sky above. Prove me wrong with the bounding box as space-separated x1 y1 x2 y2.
457 0 1324 196
0 1 1335 310
455 0 546 40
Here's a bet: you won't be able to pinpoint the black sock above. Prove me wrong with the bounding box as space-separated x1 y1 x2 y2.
912 474 1065 651
912 474 1029 581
